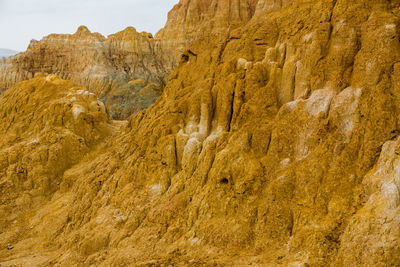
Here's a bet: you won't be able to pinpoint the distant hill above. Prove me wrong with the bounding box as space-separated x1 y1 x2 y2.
0 48 19 58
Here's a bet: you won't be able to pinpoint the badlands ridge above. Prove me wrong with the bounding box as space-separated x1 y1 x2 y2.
1 0 400 266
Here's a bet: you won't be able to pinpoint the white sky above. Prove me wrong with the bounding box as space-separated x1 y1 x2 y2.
0 0 178 51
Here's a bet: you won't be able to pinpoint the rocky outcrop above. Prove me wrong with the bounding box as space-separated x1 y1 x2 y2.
2 0 400 266
0 74 115 266
156 0 261 66
0 1 265 120
0 26 167 119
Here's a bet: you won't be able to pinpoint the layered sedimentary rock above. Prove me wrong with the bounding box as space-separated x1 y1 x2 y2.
0 1 263 120
2 0 400 266
156 0 261 66
0 26 167 119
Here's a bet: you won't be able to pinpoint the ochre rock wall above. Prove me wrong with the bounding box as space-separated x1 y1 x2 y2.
0 26 167 120
1 0 400 266
156 0 261 66
0 1 263 120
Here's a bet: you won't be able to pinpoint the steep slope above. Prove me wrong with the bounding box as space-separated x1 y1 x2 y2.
0 73 117 265
0 26 166 120
0 1 262 120
156 0 260 66
1 0 400 266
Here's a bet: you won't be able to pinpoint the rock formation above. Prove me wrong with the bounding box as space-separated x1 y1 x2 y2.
156 0 261 66
1 0 400 266
0 26 167 120
0 1 263 120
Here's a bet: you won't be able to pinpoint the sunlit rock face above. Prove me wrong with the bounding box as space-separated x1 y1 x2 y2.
0 1 263 120
1 0 400 266
156 0 261 67
0 26 167 120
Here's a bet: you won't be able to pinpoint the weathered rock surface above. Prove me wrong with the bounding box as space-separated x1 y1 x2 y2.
0 26 167 120
0 73 118 265
1 0 400 266
156 0 261 66
0 1 263 120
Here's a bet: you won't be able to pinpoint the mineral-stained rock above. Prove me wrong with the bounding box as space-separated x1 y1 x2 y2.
1 0 400 266
156 0 261 66
0 1 263 120
0 74 117 265
0 73 113 195
0 26 167 120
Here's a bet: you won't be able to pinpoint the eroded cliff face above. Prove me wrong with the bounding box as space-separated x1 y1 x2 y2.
0 26 166 120
1 0 400 266
156 0 261 66
0 1 262 120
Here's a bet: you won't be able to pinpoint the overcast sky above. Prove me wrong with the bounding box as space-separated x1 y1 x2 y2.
0 0 178 51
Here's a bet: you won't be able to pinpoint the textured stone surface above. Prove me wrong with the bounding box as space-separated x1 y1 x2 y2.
0 26 167 120
156 0 261 66
0 1 262 120
1 0 400 266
